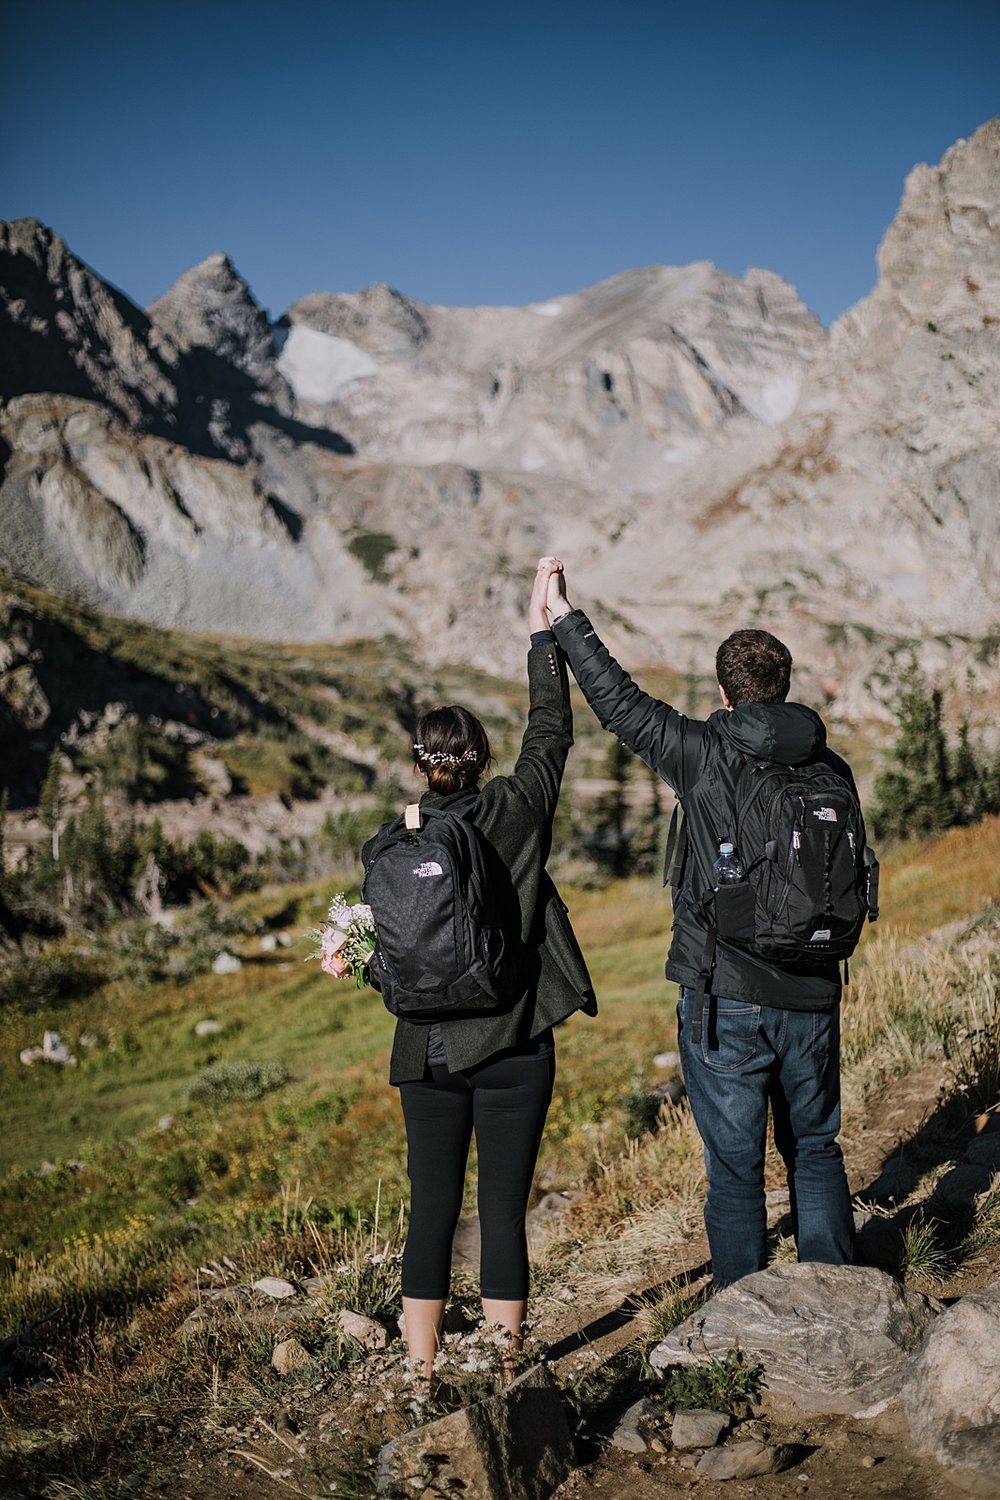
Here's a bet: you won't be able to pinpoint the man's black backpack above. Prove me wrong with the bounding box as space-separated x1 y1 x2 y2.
669 757 880 1042
361 796 519 1021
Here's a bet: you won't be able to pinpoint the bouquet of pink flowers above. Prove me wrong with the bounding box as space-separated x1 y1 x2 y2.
309 894 377 987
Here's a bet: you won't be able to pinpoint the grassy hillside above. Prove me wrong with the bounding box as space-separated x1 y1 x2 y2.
3 819 998 1262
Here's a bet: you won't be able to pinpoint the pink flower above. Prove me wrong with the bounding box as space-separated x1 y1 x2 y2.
320 950 350 979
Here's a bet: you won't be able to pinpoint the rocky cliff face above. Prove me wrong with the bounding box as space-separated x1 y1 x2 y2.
1 120 998 713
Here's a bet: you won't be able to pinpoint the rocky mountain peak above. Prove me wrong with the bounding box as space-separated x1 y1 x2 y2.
148 252 284 393
835 116 1000 351
287 282 431 356
0 218 177 421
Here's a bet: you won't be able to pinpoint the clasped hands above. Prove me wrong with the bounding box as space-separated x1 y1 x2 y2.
528 556 573 634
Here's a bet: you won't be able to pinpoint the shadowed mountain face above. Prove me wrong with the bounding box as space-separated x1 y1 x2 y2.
1 119 999 713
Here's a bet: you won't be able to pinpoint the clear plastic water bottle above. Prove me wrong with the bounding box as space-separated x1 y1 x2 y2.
713 841 744 885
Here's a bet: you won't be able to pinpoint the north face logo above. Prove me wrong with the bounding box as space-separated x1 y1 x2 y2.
814 807 838 822
413 861 444 878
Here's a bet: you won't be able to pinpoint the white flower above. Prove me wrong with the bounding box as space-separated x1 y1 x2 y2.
321 926 350 956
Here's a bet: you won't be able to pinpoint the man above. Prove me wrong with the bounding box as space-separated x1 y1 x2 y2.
544 562 856 1288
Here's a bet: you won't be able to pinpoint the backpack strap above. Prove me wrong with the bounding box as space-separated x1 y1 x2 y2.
690 920 717 1046
662 802 687 889
687 876 721 1045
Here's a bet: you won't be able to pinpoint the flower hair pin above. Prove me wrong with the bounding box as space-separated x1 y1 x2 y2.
413 743 480 768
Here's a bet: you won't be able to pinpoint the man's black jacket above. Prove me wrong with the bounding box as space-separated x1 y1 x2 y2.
553 610 857 1010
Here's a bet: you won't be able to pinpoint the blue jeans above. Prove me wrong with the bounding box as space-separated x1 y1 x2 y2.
677 987 854 1288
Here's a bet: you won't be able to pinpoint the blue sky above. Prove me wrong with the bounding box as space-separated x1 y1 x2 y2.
1 0 997 325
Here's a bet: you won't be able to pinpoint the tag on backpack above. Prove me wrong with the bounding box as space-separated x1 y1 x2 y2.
404 804 422 830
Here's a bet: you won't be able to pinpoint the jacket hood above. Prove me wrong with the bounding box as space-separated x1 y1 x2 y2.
712 701 826 765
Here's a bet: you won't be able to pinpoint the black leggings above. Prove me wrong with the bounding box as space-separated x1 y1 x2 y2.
398 1050 555 1301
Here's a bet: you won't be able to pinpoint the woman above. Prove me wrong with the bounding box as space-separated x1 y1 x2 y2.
331 559 596 1379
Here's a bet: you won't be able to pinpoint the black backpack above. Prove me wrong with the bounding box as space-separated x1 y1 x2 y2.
714 759 879 967
361 796 519 1021
668 756 879 1042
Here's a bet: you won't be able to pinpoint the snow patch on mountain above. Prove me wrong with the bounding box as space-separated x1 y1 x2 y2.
276 326 377 404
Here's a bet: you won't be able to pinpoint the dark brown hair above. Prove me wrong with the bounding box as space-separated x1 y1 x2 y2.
412 706 493 795
715 629 792 707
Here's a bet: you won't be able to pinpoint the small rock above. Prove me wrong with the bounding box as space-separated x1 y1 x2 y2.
177 1306 213 1338
861 1455 877 1468
605 1398 657 1453
276 932 292 948
37 1161 58 1177
158 1115 174 1131
212 952 242 975
253 1276 296 1299
194 1018 223 1036
337 1307 392 1350
653 1051 679 1069
272 1337 313 1375
302 1275 328 1300
696 1440 793 1480
671 1408 730 1450
43 1031 74 1064
259 934 278 952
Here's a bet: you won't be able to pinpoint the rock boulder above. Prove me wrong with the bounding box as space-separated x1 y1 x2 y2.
650 1263 939 1417
901 1281 1000 1497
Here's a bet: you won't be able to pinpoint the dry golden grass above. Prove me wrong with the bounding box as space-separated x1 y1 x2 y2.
874 814 1000 937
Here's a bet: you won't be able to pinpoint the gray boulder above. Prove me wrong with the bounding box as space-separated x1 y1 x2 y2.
650 1263 939 1417
603 1397 658 1453
377 1363 573 1499
671 1407 730 1450
696 1439 793 1480
901 1282 1000 1497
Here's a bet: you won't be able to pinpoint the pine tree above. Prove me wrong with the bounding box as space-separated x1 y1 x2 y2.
951 719 986 826
637 762 666 877
871 665 985 840
984 743 1000 818
589 739 635 877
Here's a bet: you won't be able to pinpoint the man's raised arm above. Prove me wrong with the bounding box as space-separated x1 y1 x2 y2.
543 561 697 796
